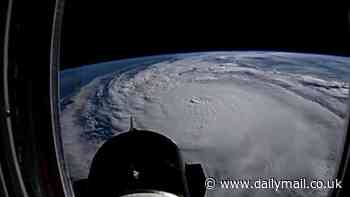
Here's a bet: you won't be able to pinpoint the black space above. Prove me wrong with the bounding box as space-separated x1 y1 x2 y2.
60 2 350 70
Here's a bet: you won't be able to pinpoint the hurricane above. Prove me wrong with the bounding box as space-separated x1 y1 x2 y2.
60 51 350 197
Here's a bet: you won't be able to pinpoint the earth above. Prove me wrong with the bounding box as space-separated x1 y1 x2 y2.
60 51 350 197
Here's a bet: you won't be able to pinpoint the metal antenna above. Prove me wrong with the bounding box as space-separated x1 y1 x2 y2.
129 116 135 132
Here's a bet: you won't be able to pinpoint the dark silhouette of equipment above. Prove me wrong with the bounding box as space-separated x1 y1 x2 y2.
73 119 206 197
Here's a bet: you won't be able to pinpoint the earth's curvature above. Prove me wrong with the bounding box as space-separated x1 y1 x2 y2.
60 51 350 197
